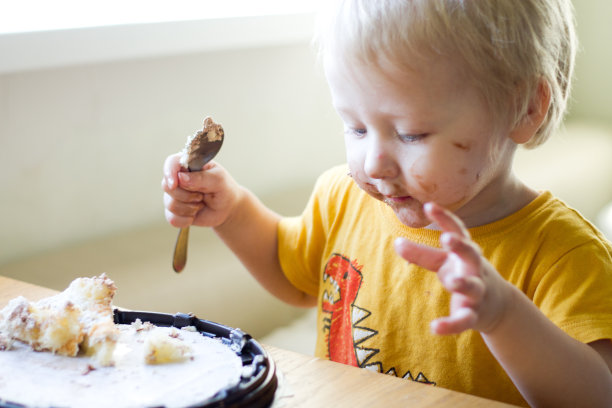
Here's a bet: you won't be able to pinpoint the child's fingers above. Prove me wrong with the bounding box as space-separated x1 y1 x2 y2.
164 193 204 217
424 202 470 238
165 208 195 228
162 153 183 190
162 179 205 203
177 162 224 193
440 232 482 276
171 188 204 204
430 307 477 335
436 232 485 300
443 274 485 301
394 237 447 271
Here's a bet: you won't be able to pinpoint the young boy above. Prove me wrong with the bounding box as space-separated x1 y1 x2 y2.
162 1 612 406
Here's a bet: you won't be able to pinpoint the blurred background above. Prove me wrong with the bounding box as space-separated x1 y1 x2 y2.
1 0 611 351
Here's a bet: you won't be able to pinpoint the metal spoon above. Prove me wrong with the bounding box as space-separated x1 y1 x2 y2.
172 117 224 273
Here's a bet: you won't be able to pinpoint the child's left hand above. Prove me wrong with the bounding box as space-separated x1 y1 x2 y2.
394 202 514 335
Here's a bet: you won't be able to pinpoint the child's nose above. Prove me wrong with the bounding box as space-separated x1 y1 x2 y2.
363 137 399 180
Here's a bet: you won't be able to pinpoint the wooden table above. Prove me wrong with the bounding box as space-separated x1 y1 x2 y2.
0 276 518 408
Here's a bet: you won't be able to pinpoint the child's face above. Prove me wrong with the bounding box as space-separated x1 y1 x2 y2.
325 56 518 228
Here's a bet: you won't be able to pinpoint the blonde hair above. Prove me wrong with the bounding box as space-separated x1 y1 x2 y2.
314 0 578 148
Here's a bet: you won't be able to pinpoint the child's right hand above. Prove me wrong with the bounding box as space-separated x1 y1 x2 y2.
162 153 242 229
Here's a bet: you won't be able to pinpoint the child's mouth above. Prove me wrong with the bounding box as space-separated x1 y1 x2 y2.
384 195 412 203
361 182 413 204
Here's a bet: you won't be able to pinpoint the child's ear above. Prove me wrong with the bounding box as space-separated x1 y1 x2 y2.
509 79 551 144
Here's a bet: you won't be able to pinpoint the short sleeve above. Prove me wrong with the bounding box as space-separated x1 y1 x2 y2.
533 239 612 344
277 167 347 297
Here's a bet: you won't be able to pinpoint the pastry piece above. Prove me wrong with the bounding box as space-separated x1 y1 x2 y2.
60 274 118 366
0 295 84 357
0 274 118 366
179 116 224 171
143 327 193 364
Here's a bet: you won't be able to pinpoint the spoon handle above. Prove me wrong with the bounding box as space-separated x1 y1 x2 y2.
172 227 190 272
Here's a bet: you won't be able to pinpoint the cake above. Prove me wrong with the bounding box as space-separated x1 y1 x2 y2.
0 274 118 366
0 320 243 408
0 275 245 407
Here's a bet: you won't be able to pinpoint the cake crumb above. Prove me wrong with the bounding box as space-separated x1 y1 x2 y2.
82 364 96 375
144 330 192 365
131 318 154 332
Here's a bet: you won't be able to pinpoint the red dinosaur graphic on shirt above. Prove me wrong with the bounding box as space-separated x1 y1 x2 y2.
321 253 377 366
320 253 436 386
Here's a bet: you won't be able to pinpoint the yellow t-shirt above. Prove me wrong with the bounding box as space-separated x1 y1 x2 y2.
278 165 612 407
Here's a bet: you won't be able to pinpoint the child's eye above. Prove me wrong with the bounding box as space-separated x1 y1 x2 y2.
344 127 367 137
398 133 428 143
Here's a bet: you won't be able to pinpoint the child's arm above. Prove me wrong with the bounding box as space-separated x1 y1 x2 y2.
162 153 316 307
394 203 612 408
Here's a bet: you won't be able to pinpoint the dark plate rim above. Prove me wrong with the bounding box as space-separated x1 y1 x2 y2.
0 309 277 408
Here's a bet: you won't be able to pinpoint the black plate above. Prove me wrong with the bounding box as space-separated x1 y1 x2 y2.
0 310 277 408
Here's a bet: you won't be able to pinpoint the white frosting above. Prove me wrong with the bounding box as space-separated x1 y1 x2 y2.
0 324 243 408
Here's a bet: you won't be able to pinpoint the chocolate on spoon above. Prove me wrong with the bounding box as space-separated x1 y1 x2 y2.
179 117 224 171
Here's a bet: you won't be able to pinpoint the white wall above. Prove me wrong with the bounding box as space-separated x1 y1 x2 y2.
1 0 611 267
0 43 344 265
570 0 612 125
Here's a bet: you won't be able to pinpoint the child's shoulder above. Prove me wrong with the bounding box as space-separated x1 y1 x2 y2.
475 191 611 260
528 191 611 251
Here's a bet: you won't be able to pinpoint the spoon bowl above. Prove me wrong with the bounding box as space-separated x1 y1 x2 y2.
173 117 224 273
